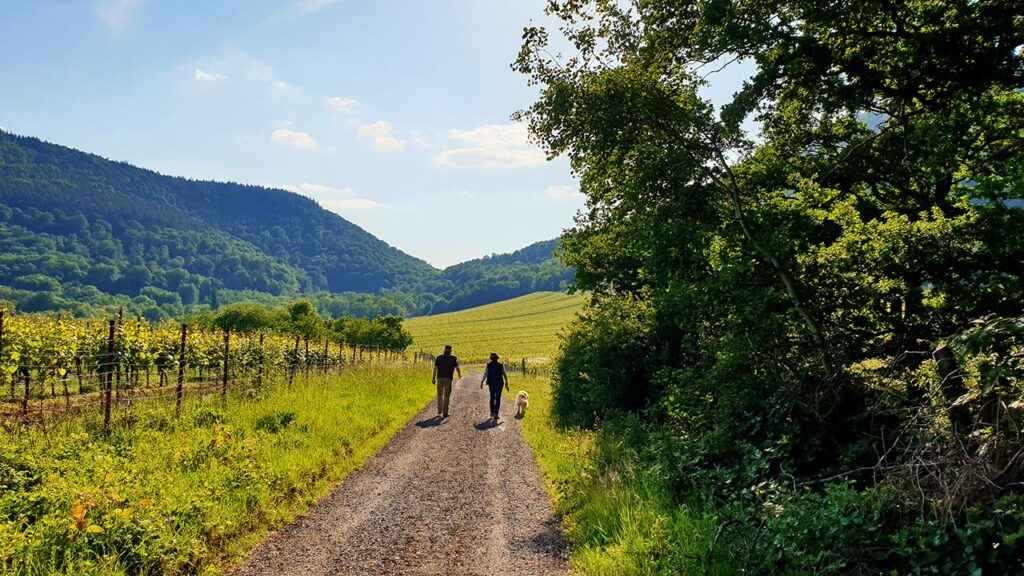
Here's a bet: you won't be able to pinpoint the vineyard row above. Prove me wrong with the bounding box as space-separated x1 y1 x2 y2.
0 310 427 431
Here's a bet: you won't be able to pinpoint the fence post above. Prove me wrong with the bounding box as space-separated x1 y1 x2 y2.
323 338 329 372
0 310 6 400
303 336 309 376
114 310 123 402
221 329 230 405
104 320 115 434
21 369 29 416
290 336 299 387
339 341 345 368
257 333 265 390
175 324 187 418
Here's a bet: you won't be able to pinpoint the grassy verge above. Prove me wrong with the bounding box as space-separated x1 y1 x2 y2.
515 376 738 576
0 365 434 575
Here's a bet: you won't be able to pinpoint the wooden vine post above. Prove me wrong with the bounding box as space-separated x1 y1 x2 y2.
0 310 5 399
290 335 300 387
104 319 115 434
114 308 123 401
21 368 29 416
221 329 230 405
257 333 265 390
175 324 187 418
304 336 310 376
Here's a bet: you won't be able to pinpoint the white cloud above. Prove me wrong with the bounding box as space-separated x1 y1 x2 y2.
194 68 229 83
545 185 583 200
274 184 382 212
279 183 353 196
97 0 146 32
321 198 387 211
292 0 341 15
357 121 406 152
433 123 547 169
271 128 320 150
409 131 432 149
193 50 276 89
327 96 359 115
450 189 475 198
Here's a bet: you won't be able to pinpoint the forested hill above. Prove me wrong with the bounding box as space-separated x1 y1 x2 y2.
0 131 442 293
437 239 572 312
0 131 572 318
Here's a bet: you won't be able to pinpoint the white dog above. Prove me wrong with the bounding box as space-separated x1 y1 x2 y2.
515 390 529 417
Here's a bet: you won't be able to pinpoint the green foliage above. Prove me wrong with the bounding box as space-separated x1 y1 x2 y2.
211 303 277 333
0 132 574 317
436 239 574 312
553 293 655 427
516 0 1024 572
0 366 434 575
519 377 740 576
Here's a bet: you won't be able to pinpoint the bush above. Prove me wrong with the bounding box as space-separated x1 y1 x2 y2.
553 293 656 428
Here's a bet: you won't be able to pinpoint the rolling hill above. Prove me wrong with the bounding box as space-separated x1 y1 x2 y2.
0 131 573 319
404 291 585 363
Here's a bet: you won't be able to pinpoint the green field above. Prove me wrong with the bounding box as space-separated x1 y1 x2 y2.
0 366 435 576
404 291 585 364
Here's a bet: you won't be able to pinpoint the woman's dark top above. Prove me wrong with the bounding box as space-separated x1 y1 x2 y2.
484 361 505 388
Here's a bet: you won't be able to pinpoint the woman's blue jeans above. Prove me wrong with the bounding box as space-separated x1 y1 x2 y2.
488 385 503 416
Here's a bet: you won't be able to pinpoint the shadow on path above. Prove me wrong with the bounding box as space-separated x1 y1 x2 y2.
474 419 502 431
415 416 446 428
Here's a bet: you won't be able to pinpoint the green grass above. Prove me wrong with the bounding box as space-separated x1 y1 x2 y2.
0 365 435 575
517 377 739 576
405 292 585 363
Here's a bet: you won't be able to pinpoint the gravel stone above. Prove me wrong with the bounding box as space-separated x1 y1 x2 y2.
230 373 569 575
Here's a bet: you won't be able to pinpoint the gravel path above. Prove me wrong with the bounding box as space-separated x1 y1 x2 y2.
230 373 568 576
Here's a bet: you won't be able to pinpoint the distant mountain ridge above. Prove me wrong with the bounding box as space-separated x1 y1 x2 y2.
0 131 572 318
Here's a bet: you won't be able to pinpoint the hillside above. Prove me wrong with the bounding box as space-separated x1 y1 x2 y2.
0 131 573 319
435 239 573 313
0 131 445 307
404 291 585 363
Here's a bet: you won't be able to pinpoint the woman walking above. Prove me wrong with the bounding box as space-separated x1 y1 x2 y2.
480 352 509 421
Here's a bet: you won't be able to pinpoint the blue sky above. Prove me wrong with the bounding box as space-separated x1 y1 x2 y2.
0 0 587 268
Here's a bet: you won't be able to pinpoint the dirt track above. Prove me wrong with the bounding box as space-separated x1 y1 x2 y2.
230 373 568 576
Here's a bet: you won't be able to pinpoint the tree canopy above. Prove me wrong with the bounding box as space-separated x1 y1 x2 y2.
517 0 1024 571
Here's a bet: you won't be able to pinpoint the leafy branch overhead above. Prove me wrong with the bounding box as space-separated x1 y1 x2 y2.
517 0 1024 572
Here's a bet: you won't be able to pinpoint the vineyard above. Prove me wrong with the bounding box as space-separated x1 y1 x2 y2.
0 309 434 575
403 291 584 364
0 309 410 429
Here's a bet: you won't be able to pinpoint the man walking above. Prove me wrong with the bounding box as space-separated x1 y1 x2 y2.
432 345 461 418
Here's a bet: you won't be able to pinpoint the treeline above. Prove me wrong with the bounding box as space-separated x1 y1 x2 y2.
0 132 573 318
432 239 573 313
519 0 1024 574
192 299 412 350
